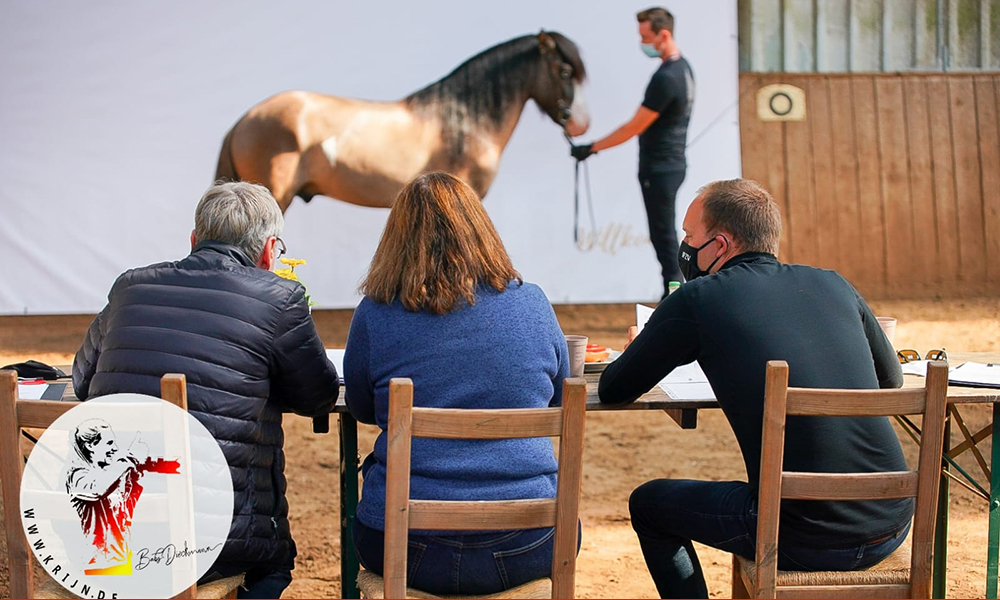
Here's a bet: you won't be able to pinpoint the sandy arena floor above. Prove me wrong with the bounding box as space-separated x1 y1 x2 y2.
0 297 997 598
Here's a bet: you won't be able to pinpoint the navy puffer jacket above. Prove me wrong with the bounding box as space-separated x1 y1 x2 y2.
73 241 339 573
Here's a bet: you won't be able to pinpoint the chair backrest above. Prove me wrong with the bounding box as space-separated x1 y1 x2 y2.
753 360 949 599
0 370 197 599
383 377 587 599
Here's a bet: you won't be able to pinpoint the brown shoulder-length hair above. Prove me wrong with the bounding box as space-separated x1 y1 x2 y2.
361 172 521 314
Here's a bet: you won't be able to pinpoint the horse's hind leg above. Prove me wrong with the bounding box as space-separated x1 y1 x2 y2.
267 151 303 213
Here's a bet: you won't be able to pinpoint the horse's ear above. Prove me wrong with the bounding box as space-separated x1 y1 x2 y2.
537 30 556 50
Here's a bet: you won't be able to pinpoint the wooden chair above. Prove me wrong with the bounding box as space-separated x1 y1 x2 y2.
356 377 587 599
731 360 949 599
0 370 244 599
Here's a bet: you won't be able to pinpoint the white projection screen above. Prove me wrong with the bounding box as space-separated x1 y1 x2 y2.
0 1 739 314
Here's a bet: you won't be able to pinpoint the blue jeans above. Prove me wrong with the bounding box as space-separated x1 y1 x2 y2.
628 479 910 599
354 520 575 595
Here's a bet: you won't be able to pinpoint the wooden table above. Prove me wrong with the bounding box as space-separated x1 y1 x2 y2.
54 357 1000 599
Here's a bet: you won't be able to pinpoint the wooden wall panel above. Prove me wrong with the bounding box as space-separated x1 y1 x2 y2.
976 76 1000 287
949 77 988 292
852 77 888 295
875 78 916 294
901 78 939 288
926 77 961 289
739 72 1000 299
827 78 864 286
784 74 820 268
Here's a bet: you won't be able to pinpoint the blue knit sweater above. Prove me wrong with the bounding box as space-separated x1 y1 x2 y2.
344 281 569 531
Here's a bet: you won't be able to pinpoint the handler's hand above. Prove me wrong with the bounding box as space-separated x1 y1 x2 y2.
623 326 638 351
570 143 595 161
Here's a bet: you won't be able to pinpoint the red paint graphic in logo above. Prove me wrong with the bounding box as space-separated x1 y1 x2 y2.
63 419 180 576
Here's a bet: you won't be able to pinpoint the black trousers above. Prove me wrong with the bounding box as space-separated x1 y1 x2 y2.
639 169 686 298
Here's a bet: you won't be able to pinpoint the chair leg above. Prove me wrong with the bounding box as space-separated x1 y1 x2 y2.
732 554 751 599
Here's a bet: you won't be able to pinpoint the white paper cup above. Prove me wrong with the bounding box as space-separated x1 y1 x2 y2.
565 335 588 378
876 317 897 346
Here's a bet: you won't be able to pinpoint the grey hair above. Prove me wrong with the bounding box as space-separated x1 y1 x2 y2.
194 181 284 261
698 179 782 254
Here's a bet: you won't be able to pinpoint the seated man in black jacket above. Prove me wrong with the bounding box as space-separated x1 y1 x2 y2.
599 179 907 599
74 181 339 598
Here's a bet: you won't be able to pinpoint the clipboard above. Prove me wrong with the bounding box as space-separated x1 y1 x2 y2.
948 362 1000 389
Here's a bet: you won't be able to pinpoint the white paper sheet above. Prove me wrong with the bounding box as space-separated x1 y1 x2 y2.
658 381 717 400
325 349 346 383
636 303 656 332
948 362 1000 388
17 383 48 400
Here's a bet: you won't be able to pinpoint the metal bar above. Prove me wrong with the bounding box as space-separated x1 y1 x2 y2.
339 414 360 599
933 416 951 599
987 403 999 598
948 422 993 458
950 404 991 480
896 415 990 498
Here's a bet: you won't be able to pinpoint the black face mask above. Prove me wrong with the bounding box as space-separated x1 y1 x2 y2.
677 236 725 281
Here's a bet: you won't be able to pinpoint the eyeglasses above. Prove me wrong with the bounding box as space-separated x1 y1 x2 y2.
897 348 948 363
273 237 287 260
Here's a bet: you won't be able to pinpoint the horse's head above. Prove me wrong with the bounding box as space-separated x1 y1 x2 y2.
533 31 590 137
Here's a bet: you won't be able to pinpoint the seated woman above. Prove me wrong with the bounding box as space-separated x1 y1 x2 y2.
344 172 571 595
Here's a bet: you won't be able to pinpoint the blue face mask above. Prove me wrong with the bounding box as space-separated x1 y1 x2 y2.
641 43 661 58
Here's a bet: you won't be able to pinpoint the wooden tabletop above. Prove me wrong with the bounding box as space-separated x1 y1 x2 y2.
53 351 1000 410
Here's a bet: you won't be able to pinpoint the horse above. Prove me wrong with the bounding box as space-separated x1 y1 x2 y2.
214 31 589 212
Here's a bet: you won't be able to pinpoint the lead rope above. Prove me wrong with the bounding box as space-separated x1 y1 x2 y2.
566 133 598 245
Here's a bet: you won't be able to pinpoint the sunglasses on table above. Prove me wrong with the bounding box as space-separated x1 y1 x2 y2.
897 348 948 364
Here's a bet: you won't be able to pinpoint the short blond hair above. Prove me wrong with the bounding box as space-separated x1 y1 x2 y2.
698 179 782 254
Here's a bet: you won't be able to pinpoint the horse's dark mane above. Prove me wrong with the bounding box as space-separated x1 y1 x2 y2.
405 31 585 129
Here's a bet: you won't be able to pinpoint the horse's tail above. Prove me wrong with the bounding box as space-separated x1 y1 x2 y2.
214 123 239 183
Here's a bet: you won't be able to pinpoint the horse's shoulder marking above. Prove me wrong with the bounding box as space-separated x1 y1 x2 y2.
321 135 338 167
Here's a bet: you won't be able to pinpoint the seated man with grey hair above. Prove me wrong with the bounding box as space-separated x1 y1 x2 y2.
74 181 339 598
599 179 907 598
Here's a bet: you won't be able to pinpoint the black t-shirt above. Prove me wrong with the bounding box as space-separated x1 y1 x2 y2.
598 253 912 548
639 56 694 174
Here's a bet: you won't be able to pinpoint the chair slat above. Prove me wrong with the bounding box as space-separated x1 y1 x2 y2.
408 498 557 531
410 407 563 439
16 400 78 429
781 471 918 500
552 378 587 600
786 388 926 416
1 371 32 599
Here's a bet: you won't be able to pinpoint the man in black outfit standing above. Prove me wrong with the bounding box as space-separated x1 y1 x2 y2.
598 179 911 598
572 7 694 299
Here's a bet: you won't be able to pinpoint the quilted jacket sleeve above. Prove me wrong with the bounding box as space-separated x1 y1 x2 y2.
269 285 339 416
73 305 107 400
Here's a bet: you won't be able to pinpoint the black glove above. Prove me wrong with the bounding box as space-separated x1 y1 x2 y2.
570 143 595 161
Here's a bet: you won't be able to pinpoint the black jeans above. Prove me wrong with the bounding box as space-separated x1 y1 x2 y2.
639 169 686 298
354 520 579 596
628 479 910 599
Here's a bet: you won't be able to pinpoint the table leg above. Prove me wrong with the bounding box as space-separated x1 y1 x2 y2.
339 414 360 599
934 416 951 599
987 403 1000 599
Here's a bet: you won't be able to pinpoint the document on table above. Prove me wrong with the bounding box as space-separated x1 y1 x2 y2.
635 304 717 400
17 382 67 400
900 360 936 377
948 362 1000 388
325 349 346 383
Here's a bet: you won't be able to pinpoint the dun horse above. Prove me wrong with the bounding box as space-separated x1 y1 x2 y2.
215 31 589 212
